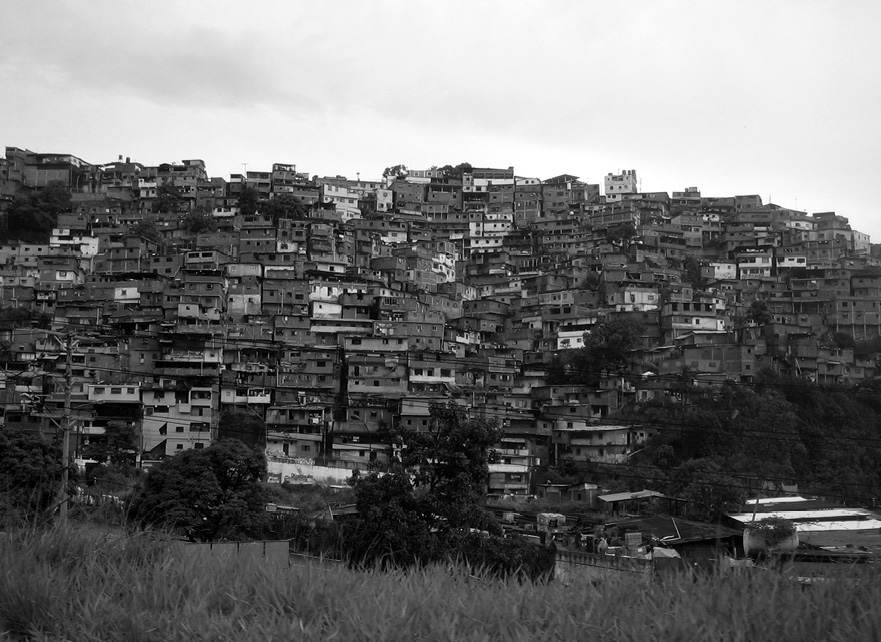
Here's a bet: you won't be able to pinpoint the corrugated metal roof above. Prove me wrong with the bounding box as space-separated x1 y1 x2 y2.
599 490 669 503
727 501 881 551
606 515 742 544
727 508 879 526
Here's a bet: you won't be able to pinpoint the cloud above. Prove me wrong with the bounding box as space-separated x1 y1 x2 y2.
0 2 326 113
2 0 881 238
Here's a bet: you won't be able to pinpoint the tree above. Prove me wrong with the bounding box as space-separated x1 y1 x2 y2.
666 458 746 522
381 164 408 180
260 194 308 224
129 219 162 244
855 335 881 357
606 222 638 247
584 317 644 365
347 469 437 567
831 331 856 350
218 411 266 450
545 353 567 385
629 373 881 512
683 256 705 288
130 439 268 541
0 306 53 329
5 181 71 243
347 402 502 568
746 300 772 326
565 317 645 385
403 402 501 530
181 207 217 234
237 186 261 217
439 162 472 179
0 430 67 522
747 516 796 550
154 181 186 215
581 272 601 292
82 421 139 470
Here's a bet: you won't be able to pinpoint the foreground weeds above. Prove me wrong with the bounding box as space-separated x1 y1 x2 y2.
1 526 880 641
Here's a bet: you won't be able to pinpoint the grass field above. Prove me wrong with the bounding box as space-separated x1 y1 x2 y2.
1 525 880 641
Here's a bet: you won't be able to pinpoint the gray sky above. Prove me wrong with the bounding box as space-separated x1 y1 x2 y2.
2 1 879 239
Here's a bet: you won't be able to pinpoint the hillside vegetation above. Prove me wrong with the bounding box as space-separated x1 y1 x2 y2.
603 375 881 520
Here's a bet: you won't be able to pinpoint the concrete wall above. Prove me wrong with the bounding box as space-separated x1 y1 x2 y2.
267 459 360 484
554 549 652 584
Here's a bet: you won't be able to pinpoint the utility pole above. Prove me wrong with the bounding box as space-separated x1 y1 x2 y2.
59 331 73 524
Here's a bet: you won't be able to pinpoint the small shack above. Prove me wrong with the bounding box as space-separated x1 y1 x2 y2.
606 515 743 565
598 490 685 517
536 482 599 507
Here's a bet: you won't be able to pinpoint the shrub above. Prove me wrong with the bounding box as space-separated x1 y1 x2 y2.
748 516 796 548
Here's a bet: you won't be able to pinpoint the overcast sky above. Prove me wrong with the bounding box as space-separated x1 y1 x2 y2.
2 1 879 239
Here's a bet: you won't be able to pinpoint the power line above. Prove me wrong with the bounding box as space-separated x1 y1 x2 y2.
71 337 881 390
11 356 881 450
15 326 881 400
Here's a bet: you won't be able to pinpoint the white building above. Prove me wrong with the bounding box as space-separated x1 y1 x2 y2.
604 170 638 202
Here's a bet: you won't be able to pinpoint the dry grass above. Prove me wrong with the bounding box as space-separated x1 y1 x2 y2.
1 526 879 641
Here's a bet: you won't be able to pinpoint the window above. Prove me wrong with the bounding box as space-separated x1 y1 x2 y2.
194 443 204 450
176 444 184 450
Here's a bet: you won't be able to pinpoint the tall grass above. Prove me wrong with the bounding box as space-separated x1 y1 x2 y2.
1 526 879 641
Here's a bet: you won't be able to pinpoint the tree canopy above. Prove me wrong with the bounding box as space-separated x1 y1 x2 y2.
605 222 638 246
0 430 66 523
347 402 502 567
260 194 308 224
381 164 408 180
82 421 139 471
153 181 187 215
237 186 261 218
548 317 645 385
0 306 53 330
439 162 472 179
683 256 705 288
5 181 71 243
746 300 773 326
617 376 881 516
181 207 217 234
130 439 268 541
129 219 162 244
218 411 266 450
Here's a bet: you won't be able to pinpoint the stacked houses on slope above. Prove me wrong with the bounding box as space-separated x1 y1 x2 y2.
1 148 880 497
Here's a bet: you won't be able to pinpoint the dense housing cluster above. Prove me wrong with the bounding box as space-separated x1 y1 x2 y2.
0 147 878 497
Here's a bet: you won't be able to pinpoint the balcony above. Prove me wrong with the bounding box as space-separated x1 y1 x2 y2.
87 384 140 403
496 448 530 457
